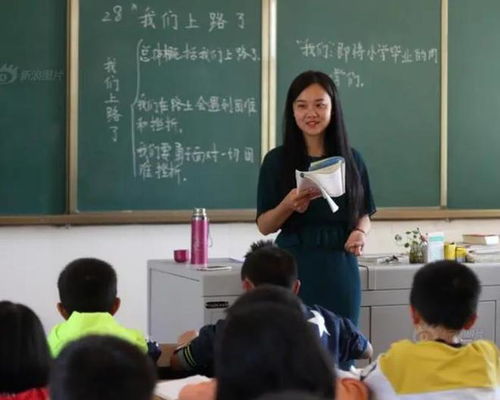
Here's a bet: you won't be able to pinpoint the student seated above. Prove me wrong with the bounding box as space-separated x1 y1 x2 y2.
47 258 150 357
177 286 369 400
180 289 336 400
362 260 500 399
0 301 51 400
49 335 156 400
171 240 372 376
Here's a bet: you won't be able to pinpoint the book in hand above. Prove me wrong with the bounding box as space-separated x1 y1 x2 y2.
295 156 345 213
462 234 499 245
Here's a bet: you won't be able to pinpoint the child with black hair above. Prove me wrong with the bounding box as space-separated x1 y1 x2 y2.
50 335 157 400
215 301 335 400
171 240 371 376
0 301 51 400
177 287 335 400
47 258 149 357
362 260 500 399
177 286 369 400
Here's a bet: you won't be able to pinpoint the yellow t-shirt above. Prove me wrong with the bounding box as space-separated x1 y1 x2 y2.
364 339 500 399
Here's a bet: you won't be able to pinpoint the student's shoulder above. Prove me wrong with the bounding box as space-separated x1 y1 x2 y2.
306 304 351 326
306 304 337 319
305 305 353 335
191 320 226 345
377 339 422 366
469 339 500 357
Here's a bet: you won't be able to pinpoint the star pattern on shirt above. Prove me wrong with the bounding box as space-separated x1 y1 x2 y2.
308 310 330 337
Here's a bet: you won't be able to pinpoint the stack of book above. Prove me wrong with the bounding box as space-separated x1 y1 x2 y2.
462 234 499 246
461 234 500 263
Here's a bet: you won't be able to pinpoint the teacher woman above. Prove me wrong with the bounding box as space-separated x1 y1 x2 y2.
257 70 376 326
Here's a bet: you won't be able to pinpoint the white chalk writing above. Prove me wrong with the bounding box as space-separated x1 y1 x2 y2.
138 42 259 64
296 39 438 88
296 39 439 64
102 5 123 23
136 142 255 182
135 94 257 116
103 57 122 142
131 7 247 31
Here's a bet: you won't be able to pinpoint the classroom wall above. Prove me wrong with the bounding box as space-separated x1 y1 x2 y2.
1 219 499 336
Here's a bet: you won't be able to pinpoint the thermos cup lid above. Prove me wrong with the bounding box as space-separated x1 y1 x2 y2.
193 208 207 217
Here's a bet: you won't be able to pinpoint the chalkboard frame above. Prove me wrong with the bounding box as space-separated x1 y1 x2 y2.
1 0 500 225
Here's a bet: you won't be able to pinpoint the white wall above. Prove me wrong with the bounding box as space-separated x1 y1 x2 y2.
1 219 499 335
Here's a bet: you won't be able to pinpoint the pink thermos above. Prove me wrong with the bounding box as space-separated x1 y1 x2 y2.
191 208 209 266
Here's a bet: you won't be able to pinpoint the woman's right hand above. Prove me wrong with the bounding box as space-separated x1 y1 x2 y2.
257 187 318 235
282 188 317 213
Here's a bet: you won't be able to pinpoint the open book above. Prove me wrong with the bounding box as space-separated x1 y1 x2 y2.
295 156 345 213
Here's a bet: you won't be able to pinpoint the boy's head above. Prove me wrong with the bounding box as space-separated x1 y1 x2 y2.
240 240 300 294
50 335 156 400
410 260 480 331
229 285 303 316
216 299 334 400
57 258 119 318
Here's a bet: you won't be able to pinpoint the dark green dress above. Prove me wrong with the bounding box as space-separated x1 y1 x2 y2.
257 146 376 325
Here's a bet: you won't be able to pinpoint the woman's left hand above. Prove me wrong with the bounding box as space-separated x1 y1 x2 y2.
344 230 366 256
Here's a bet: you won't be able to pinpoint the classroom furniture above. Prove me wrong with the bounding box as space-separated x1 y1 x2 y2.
148 258 243 342
2 0 500 223
359 262 500 357
148 258 500 358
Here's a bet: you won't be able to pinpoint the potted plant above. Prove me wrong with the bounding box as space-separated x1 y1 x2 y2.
395 228 427 264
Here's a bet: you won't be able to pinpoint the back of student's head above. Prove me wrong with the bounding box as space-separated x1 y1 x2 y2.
50 335 156 400
229 284 303 315
215 300 334 400
410 260 481 330
0 301 51 394
241 240 298 289
58 258 117 314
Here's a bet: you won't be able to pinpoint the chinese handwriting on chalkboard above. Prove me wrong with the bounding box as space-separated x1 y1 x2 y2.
99 4 259 183
296 39 439 88
102 5 248 32
136 142 255 182
103 57 122 142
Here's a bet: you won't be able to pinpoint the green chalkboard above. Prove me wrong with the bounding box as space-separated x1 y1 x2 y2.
448 0 500 209
0 1 66 215
77 0 262 211
276 0 441 207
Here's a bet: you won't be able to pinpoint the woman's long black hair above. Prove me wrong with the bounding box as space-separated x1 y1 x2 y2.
282 70 364 229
